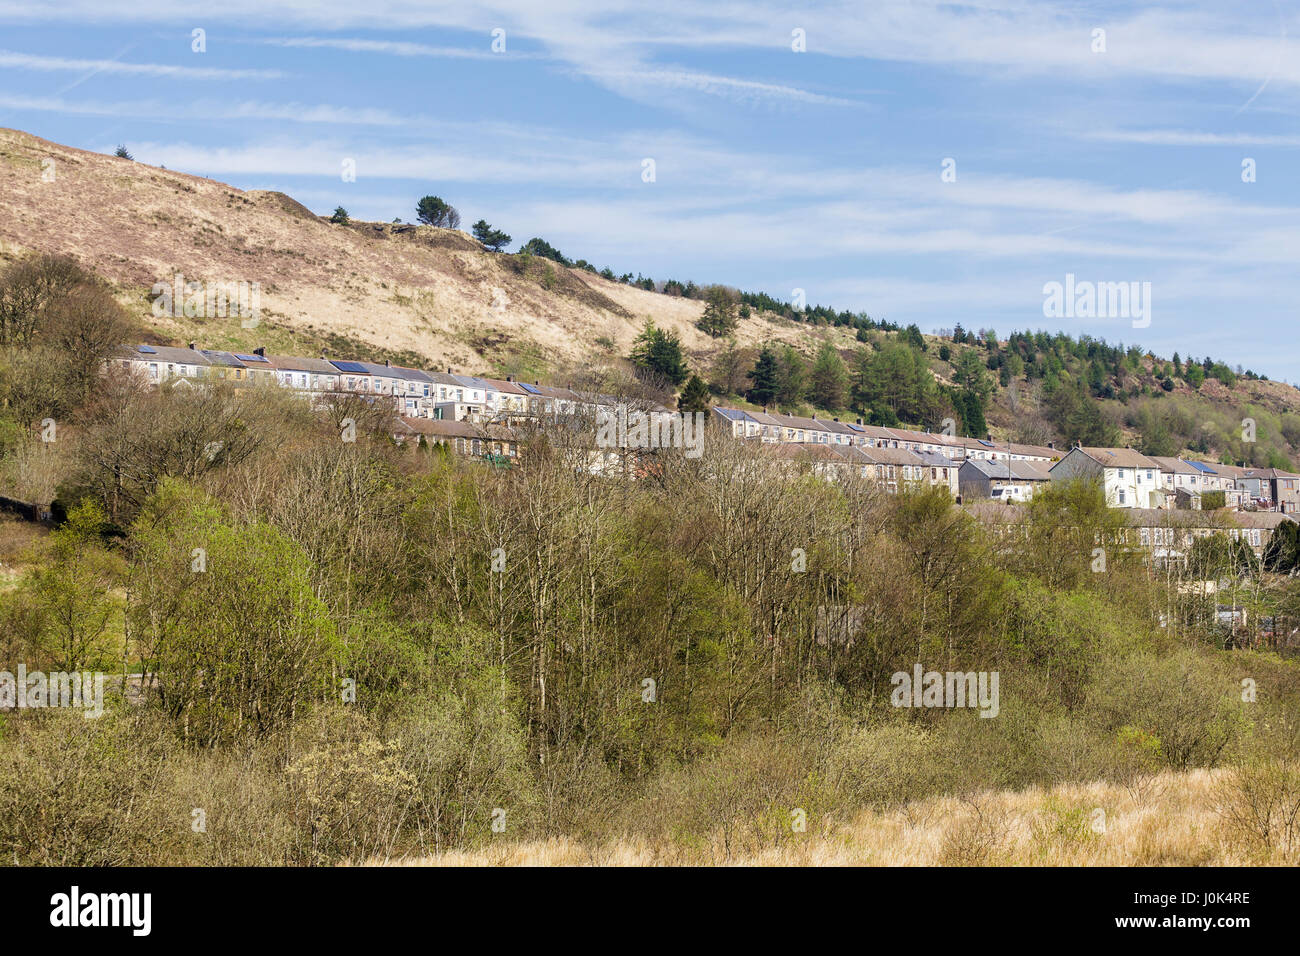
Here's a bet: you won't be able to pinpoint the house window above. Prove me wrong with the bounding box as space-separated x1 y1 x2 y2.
1146 470 1153 481
1118 468 1126 479
1119 490 1126 504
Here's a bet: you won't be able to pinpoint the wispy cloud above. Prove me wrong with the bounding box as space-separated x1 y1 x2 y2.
0 49 282 80
256 35 537 60
582 68 861 107
0 93 413 126
1083 128 1300 147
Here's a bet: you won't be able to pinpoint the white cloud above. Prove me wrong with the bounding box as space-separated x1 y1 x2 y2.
0 48 281 79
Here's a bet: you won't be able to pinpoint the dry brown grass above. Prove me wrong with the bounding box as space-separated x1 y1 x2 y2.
0 127 835 375
368 767 1292 866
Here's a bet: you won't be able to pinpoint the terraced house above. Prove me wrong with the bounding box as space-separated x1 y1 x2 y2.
1048 446 1162 509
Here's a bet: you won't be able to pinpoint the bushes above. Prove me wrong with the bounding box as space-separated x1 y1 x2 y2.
1214 760 1300 862
128 480 338 746
0 710 188 866
1086 650 1248 770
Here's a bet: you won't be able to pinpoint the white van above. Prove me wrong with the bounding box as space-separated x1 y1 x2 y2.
989 485 1029 503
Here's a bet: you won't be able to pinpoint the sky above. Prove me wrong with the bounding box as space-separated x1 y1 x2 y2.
1 1 1297 378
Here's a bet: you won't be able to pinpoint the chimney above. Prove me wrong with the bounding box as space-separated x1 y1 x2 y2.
447 367 453 375
832 417 839 422
253 346 265 357
385 359 391 367
506 375 513 382
188 342 197 350
1047 441 1055 450
856 417 863 425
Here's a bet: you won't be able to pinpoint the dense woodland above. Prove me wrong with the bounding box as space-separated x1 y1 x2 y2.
1 253 1299 865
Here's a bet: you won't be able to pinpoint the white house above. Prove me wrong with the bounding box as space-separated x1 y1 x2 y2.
1048 446 1164 508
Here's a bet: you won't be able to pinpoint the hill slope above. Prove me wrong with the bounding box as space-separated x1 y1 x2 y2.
3 127 1298 464
0 127 819 377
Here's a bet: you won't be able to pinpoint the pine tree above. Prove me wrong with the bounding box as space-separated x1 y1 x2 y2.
747 347 780 406
471 219 512 252
809 341 849 410
677 374 711 413
696 286 739 338
629 321 688 386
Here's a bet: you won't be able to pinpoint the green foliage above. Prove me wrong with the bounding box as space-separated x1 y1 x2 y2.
330 206 349 224
628 320 688 386
518 237 570 266
128 480 338 746
26 499 120 670
415 195 460 229
677 373 711 413
696 286 739 338
471 219 511 252
746 346 779 406
809 341 849 410
852 340 944 427
1044 377 1120 446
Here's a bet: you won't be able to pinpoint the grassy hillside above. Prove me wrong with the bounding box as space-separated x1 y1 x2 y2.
3 126 1298 466
0 127 827 379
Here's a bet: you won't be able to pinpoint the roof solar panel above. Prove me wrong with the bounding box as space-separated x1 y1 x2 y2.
331 361 369 374
137 345 157 353
519 383 541 394
234 353 269 363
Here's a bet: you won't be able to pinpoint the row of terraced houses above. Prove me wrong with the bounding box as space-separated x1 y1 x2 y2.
111 343 1298 559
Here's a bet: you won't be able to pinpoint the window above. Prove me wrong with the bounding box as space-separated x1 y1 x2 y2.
1118 468 1126 479
1146 470 1153 481
1119 490 1126 504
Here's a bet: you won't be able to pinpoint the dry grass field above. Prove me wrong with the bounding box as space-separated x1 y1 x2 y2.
0 127 827 377
372 767 1299 867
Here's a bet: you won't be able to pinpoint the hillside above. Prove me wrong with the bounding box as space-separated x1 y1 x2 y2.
0 127 823 379
3 125 1298 465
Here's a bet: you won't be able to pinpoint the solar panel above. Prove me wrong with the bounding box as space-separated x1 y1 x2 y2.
519 383 541 394
331 361 369 374
138 345 157 354
846 423 863 432
978 440 995 447
234 353 269 363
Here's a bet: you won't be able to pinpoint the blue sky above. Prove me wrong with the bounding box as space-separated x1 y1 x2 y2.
1 1 1298 378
